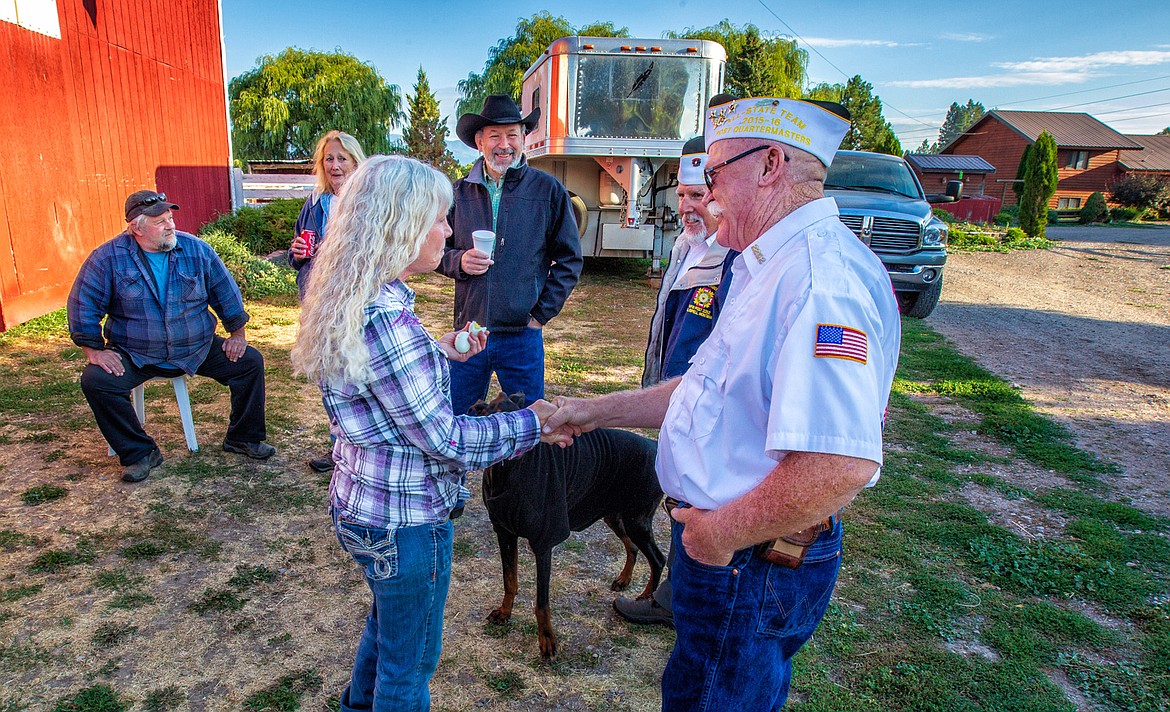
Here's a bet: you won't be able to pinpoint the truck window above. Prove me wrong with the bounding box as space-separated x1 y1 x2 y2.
826 156 922 200
572 55 709 140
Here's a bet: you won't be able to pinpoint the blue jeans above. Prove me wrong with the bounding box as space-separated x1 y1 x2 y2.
448 327 545 417
332 510 454 712
661 517 843 711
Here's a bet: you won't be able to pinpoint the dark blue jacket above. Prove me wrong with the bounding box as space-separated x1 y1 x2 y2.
437 157 582 332
289 194 326 300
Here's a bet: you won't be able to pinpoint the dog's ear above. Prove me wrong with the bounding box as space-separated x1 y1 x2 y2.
467 399 488 416
509 392 526 409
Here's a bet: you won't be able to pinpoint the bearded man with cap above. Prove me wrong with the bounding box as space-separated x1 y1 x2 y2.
68 190 275 483
544 98 902 709
437 94 582 420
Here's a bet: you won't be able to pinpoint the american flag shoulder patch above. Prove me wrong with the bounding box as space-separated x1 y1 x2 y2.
814 323 868 364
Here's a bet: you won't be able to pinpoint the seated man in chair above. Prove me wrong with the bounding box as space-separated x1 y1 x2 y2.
68 190 275 483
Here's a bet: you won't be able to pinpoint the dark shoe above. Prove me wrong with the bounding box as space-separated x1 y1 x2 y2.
309 455 335 472
613 596 674 627
222 440 276 460
122 448 163 483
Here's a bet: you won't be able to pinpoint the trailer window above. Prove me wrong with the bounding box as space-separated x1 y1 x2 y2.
572 55 709 140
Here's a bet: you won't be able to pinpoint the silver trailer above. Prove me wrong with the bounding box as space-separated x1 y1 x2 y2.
520 37 726 263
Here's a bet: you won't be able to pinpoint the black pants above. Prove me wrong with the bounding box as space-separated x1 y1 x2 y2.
81 337 267 465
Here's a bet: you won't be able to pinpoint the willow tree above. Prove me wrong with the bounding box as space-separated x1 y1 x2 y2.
667 20 807 99
229 48 402 163
457 12 627 116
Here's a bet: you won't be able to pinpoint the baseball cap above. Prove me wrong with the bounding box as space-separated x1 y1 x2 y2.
125 190 179 222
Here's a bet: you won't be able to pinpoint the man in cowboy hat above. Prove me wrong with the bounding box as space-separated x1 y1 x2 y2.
437 94 582 420
68 190 276 483
544 98 902 709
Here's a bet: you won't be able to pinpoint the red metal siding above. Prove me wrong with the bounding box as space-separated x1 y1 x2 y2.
0 0 231 329
945 118 1028 206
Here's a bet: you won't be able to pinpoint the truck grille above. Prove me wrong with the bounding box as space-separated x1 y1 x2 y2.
838 215 921 253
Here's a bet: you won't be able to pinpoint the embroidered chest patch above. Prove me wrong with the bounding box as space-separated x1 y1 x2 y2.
685 286 716 319
814 323 868 364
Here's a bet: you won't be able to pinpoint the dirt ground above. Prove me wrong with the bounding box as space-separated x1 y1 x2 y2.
928 223 1170 516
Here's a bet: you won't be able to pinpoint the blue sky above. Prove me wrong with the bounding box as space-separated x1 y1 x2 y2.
221 0 1170 152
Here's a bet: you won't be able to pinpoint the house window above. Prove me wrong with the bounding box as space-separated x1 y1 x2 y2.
1064 150 1089 170
1057 197 1082 210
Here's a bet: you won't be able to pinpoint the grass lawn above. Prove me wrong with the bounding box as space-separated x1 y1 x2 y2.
0 260 1166 711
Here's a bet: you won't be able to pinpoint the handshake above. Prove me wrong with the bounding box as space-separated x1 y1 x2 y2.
470 392 595 449
528 397 593 447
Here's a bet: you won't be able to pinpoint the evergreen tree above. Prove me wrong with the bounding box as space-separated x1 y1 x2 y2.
1018 131 1058 238
403 68 460 180
936 100 984 150
229 48 402 162
839 75 902 156
915 138 938 154
1159 126 1170 135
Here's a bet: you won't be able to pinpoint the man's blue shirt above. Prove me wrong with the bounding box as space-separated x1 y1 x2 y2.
67 232 249 375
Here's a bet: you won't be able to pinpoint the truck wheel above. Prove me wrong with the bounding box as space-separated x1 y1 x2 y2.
899 275 943 319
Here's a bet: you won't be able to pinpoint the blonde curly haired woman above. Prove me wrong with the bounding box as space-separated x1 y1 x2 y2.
292 155 564 711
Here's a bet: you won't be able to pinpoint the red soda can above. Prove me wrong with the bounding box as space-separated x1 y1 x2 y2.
300 229 319 257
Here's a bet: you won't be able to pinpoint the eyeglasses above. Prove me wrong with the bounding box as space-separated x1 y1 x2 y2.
129 193 167 211
703 146 771 190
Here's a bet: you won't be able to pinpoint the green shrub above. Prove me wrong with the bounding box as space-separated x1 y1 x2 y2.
931 208 957 224
1046 209 1060 224
1109 173 1170 216
200 230 297 300
1110 205 1140 222
200 199 304 256
1079 192 1108 223
993 211 1013 227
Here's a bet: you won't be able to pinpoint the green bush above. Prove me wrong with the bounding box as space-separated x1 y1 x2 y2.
1109 173 1170 216
1110 206 1140 222
993 211 1013 227
1079 192 1109 223
200 199 304 256
931 208 957 224
200 230 297 300
1046 209 1060 224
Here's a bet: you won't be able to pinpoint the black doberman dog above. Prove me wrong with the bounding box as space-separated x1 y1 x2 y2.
469 393 666 661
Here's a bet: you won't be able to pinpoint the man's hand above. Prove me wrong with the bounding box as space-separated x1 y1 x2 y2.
527 399 573 447
671 506 735 567
542 396 599 439
84 347 124 376
222 329 248 362
460 248 494 276
527 317 543 329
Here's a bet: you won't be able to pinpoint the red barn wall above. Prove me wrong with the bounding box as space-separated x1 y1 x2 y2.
0 0 231 330
945 119 1028 206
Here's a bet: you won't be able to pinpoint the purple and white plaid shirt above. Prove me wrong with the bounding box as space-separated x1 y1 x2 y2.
325 280 540 529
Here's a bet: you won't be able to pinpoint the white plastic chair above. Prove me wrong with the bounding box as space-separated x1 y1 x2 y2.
107 376 199 455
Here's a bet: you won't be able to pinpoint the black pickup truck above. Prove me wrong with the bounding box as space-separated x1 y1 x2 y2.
826 150 957 318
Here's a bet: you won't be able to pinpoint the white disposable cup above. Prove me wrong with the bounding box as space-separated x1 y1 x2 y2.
471 230 496 259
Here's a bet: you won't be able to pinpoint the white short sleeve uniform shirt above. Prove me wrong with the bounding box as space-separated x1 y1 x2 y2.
657 198 902 510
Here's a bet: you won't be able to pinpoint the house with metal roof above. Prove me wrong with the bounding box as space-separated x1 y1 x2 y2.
905 153 997 196
941 110 1143 209
1119 135 1170 179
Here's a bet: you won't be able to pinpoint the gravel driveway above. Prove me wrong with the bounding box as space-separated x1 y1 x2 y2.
928 224 1170 516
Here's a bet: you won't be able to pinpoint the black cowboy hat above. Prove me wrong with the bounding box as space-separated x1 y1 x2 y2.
455 94 540 149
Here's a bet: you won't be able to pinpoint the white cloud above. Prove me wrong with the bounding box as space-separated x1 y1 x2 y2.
995 50 1170 73
890 72 1095 89
940 32 991 42
802 36 906 48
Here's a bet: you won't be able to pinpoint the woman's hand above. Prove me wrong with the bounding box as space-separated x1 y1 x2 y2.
290 233 311 260
528 399 573 447
437 322 488 362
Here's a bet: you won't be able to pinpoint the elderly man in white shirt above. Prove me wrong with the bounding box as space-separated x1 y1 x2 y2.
545 97 902 710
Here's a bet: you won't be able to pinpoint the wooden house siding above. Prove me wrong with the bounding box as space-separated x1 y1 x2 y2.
944 120 1027 206
0 0 231 330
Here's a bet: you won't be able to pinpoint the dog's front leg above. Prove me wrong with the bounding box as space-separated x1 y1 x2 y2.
603 515 637 591
533 546 558 661
488 528 519 625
